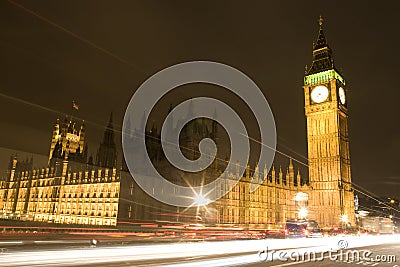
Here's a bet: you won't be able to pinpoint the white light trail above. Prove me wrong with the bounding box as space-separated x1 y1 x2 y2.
0 235 398 266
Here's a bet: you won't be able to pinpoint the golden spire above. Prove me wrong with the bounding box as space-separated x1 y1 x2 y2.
319 15 324 28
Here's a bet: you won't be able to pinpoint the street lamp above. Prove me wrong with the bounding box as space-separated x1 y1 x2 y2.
194 193 210 206
341 214 348 230
299 207 308 219
294 192 308 202
193 193 210 225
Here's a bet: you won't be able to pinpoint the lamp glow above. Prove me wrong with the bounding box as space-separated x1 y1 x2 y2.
299 208 308 219
194 193 210 206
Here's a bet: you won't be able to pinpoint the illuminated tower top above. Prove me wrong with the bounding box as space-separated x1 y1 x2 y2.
306 16 334 73
48 116 86 164
304 16 345 86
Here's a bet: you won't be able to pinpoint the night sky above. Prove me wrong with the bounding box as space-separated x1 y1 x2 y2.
0 1 399 197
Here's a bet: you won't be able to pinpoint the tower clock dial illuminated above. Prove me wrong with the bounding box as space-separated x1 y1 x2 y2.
311 85 329 103
338 87 346 104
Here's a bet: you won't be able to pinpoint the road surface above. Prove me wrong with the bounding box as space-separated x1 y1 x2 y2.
0 235 398 266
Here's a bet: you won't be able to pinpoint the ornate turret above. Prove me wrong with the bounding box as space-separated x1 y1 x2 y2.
288 158 295 186
271 165 276 183
48 115 85 165
52 141 62 159
254 163 259 183
278 166 283 184
296 169 301 186
96 113 117 169
79 122 85 152
263 163 268 181
48 119 60 164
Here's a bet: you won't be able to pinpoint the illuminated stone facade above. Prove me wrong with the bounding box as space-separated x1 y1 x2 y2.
124 114 311 228
1 157 119 225
0 114 121 226
0 18 356 228
48 118 86 165
303 17 356 226
211 162 309 228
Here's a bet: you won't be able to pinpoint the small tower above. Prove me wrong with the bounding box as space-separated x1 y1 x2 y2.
278 166 283 184
254 163 259 183
79 122 85 153
288 158 295 186
48 119 60 164
263 163 268 181
211 108 219 173
296 169 301 186
48 115 85 165
271 165 276 183
96 113 117 169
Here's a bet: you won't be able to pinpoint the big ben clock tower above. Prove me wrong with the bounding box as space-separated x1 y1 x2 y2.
303 16 355 227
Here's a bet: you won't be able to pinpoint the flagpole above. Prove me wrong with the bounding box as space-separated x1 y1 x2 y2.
72 100 79 121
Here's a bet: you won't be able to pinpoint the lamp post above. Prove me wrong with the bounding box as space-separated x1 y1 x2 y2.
193 193 210 224
341 214 348 231
299 207 308 220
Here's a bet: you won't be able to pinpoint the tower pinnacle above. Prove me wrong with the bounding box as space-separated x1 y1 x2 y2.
319 15 324 27
314 16 328 50
96 112 117 168
306 16 336 75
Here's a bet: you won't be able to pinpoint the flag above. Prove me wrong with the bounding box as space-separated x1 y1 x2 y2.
72 101 79 110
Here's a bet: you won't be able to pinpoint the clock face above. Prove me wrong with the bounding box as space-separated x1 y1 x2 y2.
338 87 346 105
311 85 329 103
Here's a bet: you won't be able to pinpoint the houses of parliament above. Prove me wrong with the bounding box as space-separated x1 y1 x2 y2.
0 17 356 228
